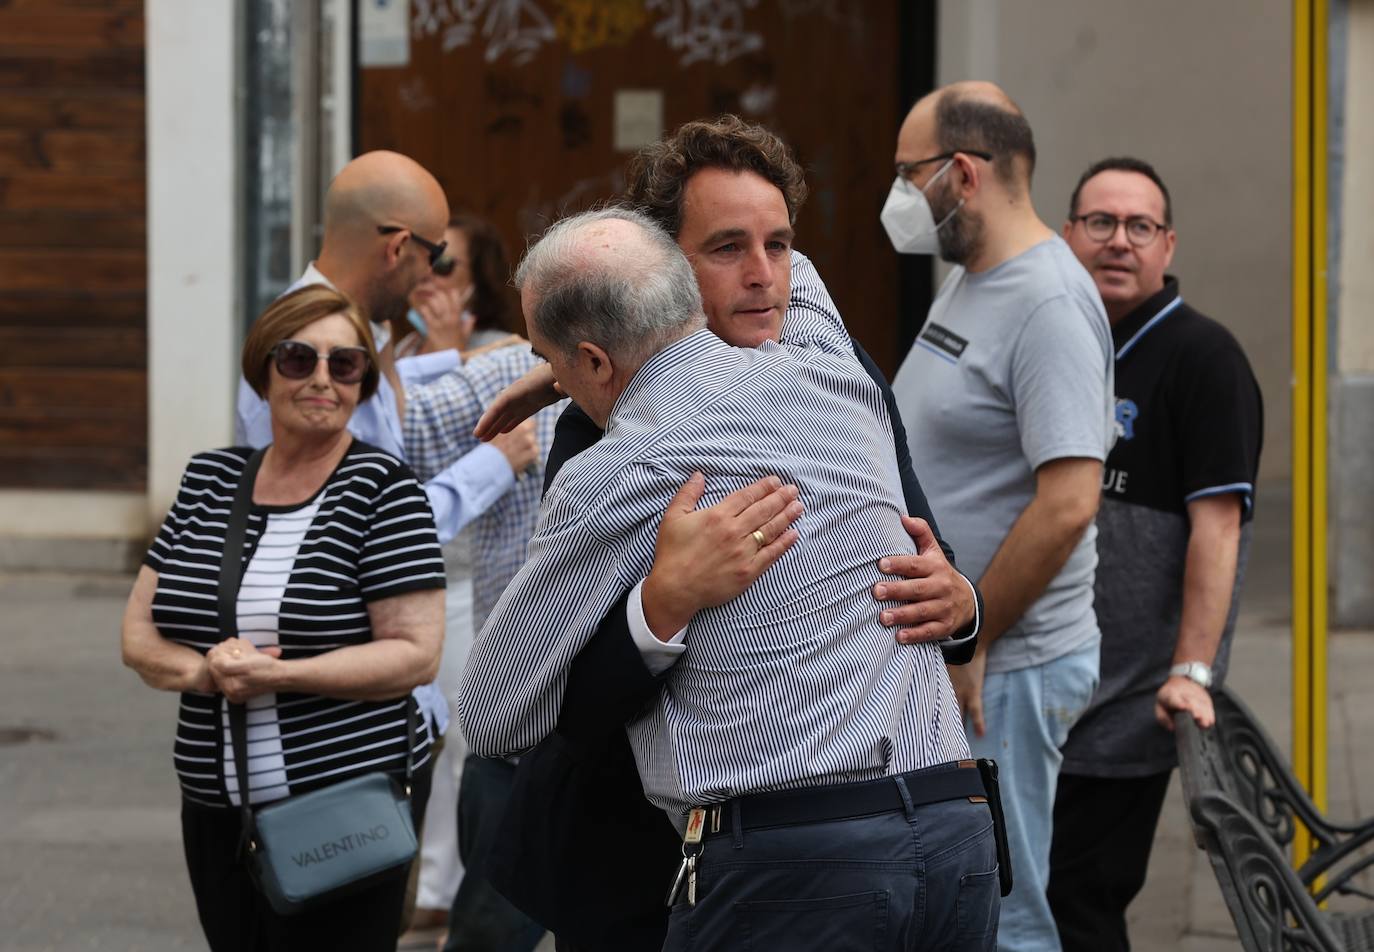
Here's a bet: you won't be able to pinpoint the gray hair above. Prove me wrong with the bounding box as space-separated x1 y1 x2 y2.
514 207 706 369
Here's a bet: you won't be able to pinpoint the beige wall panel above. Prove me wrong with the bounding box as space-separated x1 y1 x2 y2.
941 0 1292 481
1340 0 1374 374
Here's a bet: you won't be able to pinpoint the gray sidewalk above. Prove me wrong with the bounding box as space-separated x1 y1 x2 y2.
1 484 1369 950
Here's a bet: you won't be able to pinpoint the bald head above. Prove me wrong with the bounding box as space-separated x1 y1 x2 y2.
516 207 704 368
899 81 1035 191
322 151 448 248
936 80 1019 112
312 151 448 327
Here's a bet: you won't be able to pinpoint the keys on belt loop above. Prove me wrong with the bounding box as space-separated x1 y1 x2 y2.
666 807 708 907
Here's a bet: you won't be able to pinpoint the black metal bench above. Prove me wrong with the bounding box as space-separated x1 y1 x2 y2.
1197 686 1374 902
1186 788 1371 950
1175 686 1374 950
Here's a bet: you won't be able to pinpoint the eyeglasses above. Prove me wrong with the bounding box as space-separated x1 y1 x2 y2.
1070 212 1168 248
270 340 371 384
376 225 452 274
895 149 993 193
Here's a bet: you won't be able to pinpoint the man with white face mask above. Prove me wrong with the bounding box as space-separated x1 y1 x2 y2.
884 82 1114 952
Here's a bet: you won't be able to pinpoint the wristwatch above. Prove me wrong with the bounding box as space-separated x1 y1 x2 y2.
1168 661 1214 688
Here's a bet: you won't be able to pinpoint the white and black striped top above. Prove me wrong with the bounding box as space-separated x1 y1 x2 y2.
459 253 970 819
145 442 447 808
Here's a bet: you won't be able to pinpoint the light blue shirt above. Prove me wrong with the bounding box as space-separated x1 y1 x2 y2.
234 263 516 547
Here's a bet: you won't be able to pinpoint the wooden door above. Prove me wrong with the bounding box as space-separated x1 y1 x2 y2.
360 0 906 371
0 0 147 491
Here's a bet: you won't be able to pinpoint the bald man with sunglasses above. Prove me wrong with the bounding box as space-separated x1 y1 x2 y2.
235 151 539 546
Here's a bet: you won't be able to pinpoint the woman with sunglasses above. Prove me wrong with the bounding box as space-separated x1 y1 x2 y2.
121 285 446 950
397 213 522 361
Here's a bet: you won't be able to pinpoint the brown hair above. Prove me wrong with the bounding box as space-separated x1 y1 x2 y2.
624 114 809 238
1068 156 1173 226
935 90 1037 188
241 285 379 400
449 212 516 333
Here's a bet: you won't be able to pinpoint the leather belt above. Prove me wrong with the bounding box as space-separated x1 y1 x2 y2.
699 760 986 838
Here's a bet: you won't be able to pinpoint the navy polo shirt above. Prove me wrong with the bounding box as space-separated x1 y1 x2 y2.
1062 277 1263 777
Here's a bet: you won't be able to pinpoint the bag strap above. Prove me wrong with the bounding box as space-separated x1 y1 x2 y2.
217 448 417 829
402 695 417 797
217 449 264 838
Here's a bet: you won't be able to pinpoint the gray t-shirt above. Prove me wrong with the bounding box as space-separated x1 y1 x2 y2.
893 237 1114 674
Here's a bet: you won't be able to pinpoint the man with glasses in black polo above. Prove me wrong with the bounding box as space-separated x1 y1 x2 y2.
1049 157 1262 952
883 82 1115 951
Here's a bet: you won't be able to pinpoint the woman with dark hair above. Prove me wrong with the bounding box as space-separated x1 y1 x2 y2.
399 213 520 358
121 284 446 950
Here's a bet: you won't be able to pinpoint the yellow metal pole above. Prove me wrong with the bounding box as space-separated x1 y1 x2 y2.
1291 0 1328 871
1311 0 1329 854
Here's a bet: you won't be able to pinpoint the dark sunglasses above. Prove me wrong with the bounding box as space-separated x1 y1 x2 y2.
377 225 450 272
270 340 371 384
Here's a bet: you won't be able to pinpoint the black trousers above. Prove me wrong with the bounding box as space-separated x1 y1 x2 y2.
1047 770 1173 952
180 765 431 952
442 755 545 952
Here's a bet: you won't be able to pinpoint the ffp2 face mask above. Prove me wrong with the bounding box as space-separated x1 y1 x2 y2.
880 158 961 255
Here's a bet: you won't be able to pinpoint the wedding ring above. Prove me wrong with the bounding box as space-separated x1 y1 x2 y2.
751 530 767 548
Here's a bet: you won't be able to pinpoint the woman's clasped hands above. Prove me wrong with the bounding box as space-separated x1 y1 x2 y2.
201 638 284 702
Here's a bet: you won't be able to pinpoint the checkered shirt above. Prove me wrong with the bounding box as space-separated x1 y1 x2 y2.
404 344 567 627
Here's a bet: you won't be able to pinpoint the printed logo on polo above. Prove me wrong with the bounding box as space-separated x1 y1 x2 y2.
1114 398 1139 441
918 322 969 361
292 824 391 867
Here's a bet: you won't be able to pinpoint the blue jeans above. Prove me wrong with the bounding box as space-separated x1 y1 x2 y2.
662 793 999 951
969 642 1099 952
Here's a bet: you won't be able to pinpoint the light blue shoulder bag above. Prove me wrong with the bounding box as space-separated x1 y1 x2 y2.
219 448 419 916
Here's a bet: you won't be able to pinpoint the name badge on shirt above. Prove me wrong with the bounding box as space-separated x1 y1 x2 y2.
919 322 969 362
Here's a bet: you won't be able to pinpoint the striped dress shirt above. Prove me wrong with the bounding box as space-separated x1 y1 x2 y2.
459 255 970 818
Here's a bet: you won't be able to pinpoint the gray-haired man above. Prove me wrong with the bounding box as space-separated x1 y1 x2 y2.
458 208 999 951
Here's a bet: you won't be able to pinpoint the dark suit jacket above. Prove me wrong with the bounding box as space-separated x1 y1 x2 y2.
485 339 979 950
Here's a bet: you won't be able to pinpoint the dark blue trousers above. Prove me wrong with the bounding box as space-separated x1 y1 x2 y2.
443 755 546 952
662 794 999 951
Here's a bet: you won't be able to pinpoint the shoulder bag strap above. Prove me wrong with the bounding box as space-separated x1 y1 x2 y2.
218 449 265 836
402 696 417 797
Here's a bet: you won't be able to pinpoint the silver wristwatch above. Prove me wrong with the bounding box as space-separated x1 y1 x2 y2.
1168 661 1214 688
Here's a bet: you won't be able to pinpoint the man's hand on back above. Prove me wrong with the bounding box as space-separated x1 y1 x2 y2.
872 516 975 644
474 363 562 440
641 474 803 641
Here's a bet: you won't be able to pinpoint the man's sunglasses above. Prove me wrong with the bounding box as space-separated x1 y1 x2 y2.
376 225 454 275
270 340 371 384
